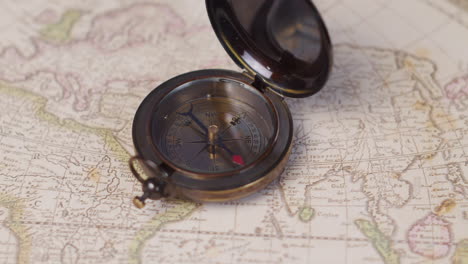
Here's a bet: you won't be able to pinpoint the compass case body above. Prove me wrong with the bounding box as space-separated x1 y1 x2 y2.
130 0 332 207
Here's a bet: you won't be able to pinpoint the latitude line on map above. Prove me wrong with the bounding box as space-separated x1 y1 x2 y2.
4 219 463 246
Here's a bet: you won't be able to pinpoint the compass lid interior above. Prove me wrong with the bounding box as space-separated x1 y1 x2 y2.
206 0 333 98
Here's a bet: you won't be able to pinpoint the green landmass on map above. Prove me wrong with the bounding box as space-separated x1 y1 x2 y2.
355 219 400 264
0 83 129 162
40 10 82 43
129 201 198 264
0 194 31 264
299 206 315 222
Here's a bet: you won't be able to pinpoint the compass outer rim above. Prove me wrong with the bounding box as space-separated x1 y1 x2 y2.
132 69 293 197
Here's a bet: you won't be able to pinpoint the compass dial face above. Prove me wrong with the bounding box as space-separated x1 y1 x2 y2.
152 96 275 174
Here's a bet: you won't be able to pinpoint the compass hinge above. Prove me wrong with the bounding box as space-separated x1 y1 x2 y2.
251 74 267 93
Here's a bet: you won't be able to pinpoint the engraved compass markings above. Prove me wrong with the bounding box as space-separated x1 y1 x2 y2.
190 144 210 162
218 112 247 137
184 140 207 144
182 137 248 167
168 102 253 171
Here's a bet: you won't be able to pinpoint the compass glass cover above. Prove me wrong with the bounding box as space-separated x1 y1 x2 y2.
151 78 277 174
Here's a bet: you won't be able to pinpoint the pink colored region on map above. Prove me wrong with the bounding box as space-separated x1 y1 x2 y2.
445 74 468 100
35 9 60 24
407 213 452 259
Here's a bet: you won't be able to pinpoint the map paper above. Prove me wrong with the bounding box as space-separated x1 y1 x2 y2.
0 0 467 263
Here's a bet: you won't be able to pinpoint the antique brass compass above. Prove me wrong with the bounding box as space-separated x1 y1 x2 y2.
130 0 332 208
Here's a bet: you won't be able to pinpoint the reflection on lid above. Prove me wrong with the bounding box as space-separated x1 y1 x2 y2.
207 0 333 97
242 51 273 78
231 0 321 64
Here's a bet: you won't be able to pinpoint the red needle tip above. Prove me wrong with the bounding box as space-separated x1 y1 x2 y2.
232 155 245 166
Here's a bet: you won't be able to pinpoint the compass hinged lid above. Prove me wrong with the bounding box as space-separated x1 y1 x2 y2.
206 0 333 98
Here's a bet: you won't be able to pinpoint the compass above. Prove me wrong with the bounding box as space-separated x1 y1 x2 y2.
130 0 332 208
158 95 272 173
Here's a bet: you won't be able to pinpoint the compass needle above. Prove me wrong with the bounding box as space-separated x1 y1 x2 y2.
232 155 245 166
177 103 208 134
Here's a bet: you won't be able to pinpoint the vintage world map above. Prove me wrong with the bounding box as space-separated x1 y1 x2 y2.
0 0 467 263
